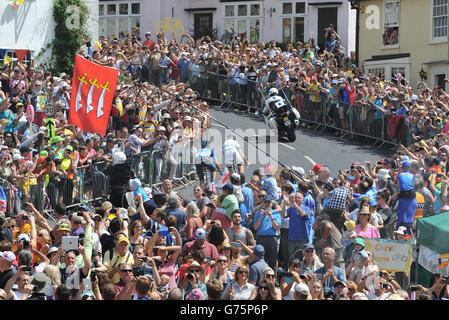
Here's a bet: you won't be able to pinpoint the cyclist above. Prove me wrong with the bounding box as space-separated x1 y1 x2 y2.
222 134 248 175
194 140 222 187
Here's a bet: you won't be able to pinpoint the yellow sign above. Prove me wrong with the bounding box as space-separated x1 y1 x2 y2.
156 18 185 38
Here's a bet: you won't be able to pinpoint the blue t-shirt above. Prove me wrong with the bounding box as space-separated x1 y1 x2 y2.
241 184 254 214
133 187 150 202
287 205 310 241
253 210 281 236
398 171 414 191
315 266 346 295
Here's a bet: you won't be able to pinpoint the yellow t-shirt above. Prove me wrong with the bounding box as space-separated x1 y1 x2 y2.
106 251 135 284
310 83 322 102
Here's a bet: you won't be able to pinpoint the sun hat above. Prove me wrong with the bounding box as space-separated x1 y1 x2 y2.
186 260 204 273
394 226 407 235
29 273 52 295
359 205 371 215
353 237 365 248
129 178 142 190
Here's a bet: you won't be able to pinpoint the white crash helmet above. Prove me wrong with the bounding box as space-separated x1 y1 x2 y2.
112 151 127 165
268 88 279 96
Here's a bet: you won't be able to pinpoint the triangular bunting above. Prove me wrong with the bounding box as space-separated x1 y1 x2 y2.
3 55 12 66
14 49 28 64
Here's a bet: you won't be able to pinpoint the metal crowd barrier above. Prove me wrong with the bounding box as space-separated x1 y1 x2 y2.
136 63 409 147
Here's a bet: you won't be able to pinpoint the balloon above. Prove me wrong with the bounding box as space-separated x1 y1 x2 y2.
26 104 34 122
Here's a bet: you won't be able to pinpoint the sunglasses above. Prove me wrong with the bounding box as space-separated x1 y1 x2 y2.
265 274 275 278
217 260 227 263
238 270 248 274
120 269 133 273
259 286 269 290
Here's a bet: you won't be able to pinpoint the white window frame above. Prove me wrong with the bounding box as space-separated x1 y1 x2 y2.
222 1 263 43
382 0 400 49
364 57 410 82
99 1 142 39
430 0 449 44
0 50 33 66
280 1 308 43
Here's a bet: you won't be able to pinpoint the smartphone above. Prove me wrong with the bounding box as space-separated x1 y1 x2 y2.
159 226 169 237
285 277 294 284
442 278 449 285
382 283 389 289
410 285 418 292
378 271 383 277
90 271 96 281
232 243 241 247
77 212 83 217
22 266 32 272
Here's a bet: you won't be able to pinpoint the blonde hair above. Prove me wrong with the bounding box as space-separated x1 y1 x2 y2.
44 264 62 286
38 229 51 244
262 267 275 281
186 202 200 218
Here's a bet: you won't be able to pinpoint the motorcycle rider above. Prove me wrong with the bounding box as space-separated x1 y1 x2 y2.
263 88 283 117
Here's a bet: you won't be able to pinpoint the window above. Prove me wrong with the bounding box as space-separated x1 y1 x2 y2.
383 0 400 47
391 67 406 80
281 2 307 43
436 74 446 89
0 50 32 67
99 1 142 39
432 0 448 40
367 67 386 80
223 2 262 43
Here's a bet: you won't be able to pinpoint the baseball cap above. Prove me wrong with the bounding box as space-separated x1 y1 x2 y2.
117 235 130 244
18 233 31 242
253 244 265 256
0 251 16 263
194 228 207 240
334 280 347 288
401 160 411 169
303 243 314 251
292 166 305 176
158 126 166 132
294 283 310 296
65 145 73 152
222 184 234 193
57 222 71 231
312 164 323 172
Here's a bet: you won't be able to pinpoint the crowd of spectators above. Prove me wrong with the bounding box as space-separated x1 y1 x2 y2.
0 28 448 301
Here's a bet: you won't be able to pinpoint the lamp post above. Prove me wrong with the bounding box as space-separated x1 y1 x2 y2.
419 68 427 82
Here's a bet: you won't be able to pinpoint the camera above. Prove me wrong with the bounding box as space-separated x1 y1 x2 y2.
140 257 148 262
90 271 97 281
22 266 32 272
186 273 194 280
381 283 389 289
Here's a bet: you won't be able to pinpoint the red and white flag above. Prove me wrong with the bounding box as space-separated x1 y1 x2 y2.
68 55 118 136
216 168 230 188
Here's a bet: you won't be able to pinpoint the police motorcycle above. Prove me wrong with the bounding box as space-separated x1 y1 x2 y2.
262 88 300 142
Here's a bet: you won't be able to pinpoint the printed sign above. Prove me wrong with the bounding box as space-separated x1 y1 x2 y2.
418 245 449 277
364 238 413 272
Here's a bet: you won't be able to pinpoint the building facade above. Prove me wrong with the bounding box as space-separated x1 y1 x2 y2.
98 0 356 55
0 0 98 66
357 0 449 89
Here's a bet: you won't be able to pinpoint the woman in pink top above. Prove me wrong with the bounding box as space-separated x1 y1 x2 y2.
355 205 380 239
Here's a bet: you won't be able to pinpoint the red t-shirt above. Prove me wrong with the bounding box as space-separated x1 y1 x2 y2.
143 39 155 51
